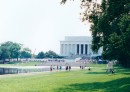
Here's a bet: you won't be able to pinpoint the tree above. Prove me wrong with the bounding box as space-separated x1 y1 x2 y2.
20 48 32 59
45 50 58 58
37 51 45 59
0 43 11 61
89 0 130 67
9 42 21 61
61 0 130 67
0 41 21 62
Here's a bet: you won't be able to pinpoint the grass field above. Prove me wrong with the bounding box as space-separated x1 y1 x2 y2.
0 64 130 92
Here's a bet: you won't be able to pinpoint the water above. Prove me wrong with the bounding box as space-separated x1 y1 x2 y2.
0 67 50 75
0 68 18 75
0 59 84 75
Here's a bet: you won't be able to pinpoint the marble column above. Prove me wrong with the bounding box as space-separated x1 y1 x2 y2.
64 44 67 55
67 44 69 56
75 44 77 55
79 44 81 55
83 44 86 55
72 44 75 55
62 44 65 55
60 44 63 55
70 44 72 55
87 44 90 55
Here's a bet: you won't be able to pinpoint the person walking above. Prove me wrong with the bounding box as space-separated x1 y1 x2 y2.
80 65 81 69
66 66 68 71
59 65 62 70
57 65 59 71
50 65 52 71
107 61 114 74
69 65 71 71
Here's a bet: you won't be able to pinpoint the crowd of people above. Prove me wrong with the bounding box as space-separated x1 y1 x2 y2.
50 63 72 72
46 58 116 74
50 65 62 71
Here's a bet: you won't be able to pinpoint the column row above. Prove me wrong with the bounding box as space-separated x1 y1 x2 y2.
60 44 91 56
76 44 89 55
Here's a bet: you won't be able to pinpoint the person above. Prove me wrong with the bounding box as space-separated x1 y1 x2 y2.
66 66 68 71
57 65 59 71
50 65 52 71
107 61 114 74
80 65 81 69
59 65 62 70
69 65 71 71
82 66 84 69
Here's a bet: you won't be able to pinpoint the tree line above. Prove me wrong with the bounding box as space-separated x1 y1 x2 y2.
0 41 61 63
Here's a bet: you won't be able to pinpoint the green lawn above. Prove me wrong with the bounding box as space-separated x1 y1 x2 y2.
0 64 130 92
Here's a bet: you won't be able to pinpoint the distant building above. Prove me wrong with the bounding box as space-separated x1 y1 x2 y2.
60 36 102 57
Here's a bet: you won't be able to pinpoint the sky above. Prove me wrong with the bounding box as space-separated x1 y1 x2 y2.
0 0 91 54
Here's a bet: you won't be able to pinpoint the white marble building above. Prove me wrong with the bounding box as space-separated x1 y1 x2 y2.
60 36 102 57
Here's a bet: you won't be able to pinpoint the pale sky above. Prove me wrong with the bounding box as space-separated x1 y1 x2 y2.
0 0 91 54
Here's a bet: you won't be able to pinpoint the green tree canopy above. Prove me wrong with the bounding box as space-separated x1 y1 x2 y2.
45 50 58 58
20 47 32 59
0 41 21 62
37 51 45 59
61 0 130 67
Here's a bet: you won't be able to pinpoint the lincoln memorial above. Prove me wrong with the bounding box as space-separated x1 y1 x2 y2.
60 36 102 57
